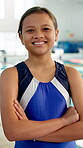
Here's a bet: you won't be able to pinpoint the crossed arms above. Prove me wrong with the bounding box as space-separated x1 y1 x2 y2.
0 66 83 142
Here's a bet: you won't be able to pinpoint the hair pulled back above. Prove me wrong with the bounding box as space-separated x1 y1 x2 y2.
18 6 58 34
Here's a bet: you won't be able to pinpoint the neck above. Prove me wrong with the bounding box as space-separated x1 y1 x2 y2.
26 52 54 68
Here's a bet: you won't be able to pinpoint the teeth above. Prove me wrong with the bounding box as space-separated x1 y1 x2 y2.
34 42 45 45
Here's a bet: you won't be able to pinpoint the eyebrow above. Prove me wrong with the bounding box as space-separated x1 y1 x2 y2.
42 24 52 28
24 24 51 29
24 26 35 29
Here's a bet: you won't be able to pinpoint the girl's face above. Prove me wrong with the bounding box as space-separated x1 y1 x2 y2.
19 13 59 56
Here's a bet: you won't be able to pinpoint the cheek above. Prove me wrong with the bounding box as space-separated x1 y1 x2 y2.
22 33 30 40
50 33 56 43
22 36 30 45
50 31 56 39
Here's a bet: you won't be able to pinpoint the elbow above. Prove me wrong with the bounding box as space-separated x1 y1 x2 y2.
2 120 21 141
4 128 17 141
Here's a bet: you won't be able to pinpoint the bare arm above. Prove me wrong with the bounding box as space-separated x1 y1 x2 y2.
0 67 79 142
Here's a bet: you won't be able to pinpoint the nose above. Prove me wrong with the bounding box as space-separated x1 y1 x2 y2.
33 30 44 39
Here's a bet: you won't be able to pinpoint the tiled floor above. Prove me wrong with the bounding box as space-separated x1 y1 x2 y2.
0 115 15 148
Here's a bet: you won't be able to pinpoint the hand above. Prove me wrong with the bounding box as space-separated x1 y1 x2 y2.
62 106 79 126
13 100 28 120
13 100 79 126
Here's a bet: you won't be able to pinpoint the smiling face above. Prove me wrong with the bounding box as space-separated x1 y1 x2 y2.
19 12 59 56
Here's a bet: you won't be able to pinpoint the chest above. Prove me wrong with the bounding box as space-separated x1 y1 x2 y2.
20 78 70 121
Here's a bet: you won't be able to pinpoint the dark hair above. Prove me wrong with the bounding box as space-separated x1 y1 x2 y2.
18 6 58 34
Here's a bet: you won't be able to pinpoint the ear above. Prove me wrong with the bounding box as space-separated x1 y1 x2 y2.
55 30 59 41
18 33 24 45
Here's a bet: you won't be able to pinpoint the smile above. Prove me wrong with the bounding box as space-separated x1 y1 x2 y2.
32 41 47 45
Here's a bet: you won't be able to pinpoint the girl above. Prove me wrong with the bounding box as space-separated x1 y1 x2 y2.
0 6 83 148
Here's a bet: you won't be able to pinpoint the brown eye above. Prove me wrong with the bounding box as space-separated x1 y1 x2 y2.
27 29 34 33
43 28 50 31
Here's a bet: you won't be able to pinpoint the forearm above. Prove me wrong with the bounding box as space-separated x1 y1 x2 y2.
3 117 66 141
8 101 79 141
37 120 83 142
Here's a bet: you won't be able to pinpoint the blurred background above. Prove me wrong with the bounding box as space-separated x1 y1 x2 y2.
0 0 83 147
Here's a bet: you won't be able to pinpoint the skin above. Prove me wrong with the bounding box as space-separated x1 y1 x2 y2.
0 12 83 142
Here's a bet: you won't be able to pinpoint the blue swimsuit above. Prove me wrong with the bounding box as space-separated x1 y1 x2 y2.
14 61 76 148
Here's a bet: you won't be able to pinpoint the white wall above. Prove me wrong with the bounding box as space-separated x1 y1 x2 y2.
0 0 83 41
35 0 83 41
0 0 19 32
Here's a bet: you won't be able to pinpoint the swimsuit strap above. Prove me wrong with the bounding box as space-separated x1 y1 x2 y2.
15 61 70 101
55 61 70 92
15 62 33 101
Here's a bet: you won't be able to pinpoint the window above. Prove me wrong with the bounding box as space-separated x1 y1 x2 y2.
14 0 35 19
0 0 5 19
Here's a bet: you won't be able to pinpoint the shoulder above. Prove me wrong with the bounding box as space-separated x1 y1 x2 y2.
0 66 18 85
65 65 81 78
64 65 83 85
1 66 17 78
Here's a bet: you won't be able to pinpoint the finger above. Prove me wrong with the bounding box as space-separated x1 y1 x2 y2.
14 102 23 117
14 100 24 113
15 111 23 120
13 100 28 120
